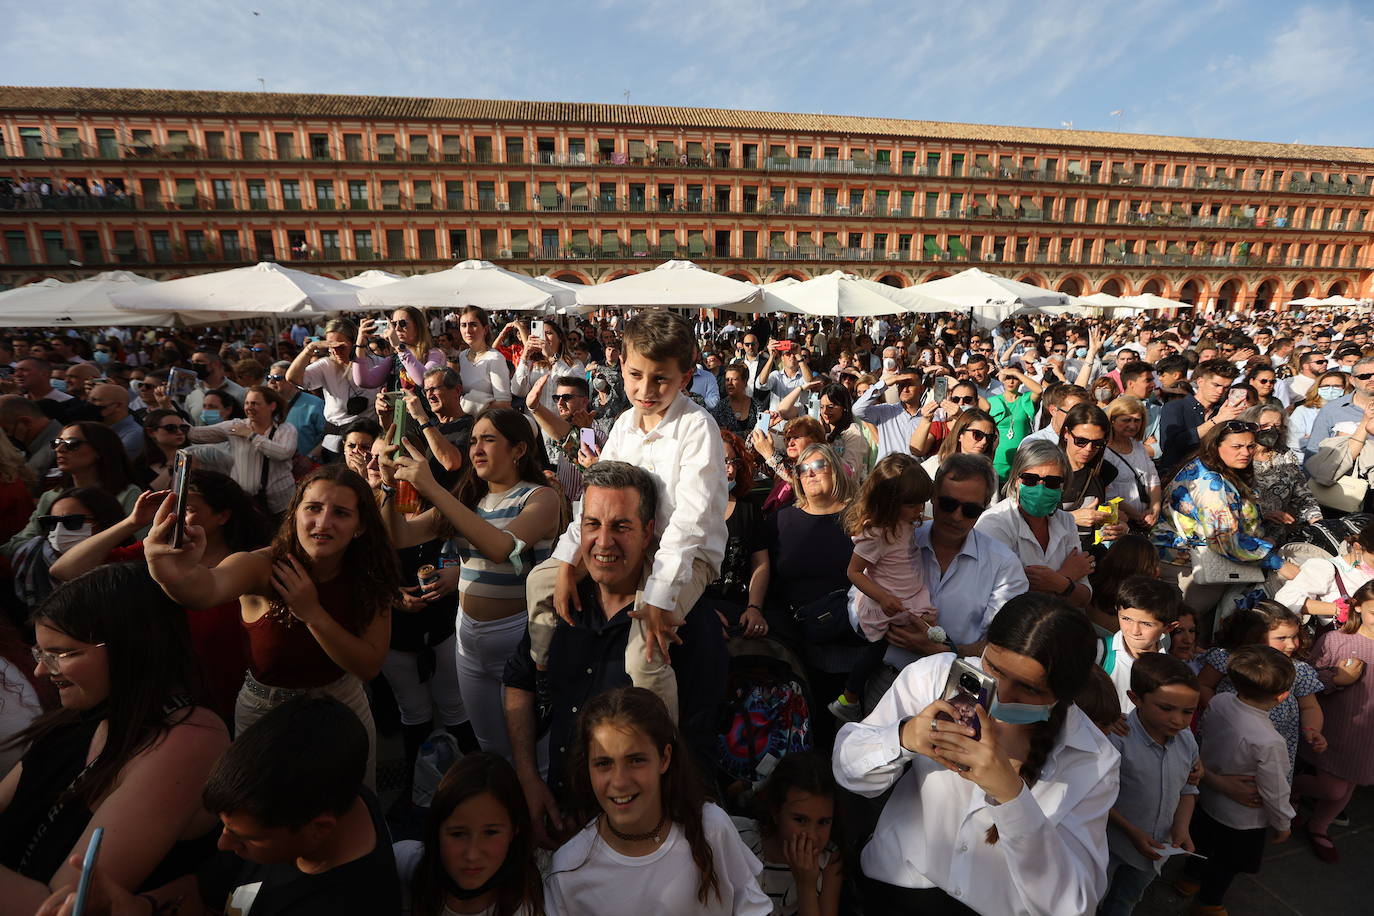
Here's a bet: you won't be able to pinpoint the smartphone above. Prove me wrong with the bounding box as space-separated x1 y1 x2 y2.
71 827 104 916
169 449 192 549
579 427 600 455
935 658 997 741
389 391 409 446
932 376 949 404
1226 387 1249 407
529 319 545 338
374 317 390 335
167 366 196 402
920 349 932 365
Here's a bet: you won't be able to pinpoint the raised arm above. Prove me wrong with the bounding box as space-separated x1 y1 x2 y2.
143 493 271 609
50 489 164 582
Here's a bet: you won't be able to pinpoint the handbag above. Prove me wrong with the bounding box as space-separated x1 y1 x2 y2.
1309 474 1370 513
1190 545 1264 587
790 588 862 644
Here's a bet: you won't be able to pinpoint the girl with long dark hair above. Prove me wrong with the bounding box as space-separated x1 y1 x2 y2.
547 687 770 915
834 592 1118 915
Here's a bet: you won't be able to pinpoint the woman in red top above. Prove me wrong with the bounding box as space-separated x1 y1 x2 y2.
49 471 270 721
143 464 399 786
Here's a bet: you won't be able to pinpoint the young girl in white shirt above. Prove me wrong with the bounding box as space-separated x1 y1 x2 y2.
396 752 542 916
731 752 843 916
833 592 1120 915
546 687 771 916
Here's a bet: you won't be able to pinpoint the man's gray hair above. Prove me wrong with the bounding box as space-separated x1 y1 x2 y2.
581 460 658 525
933 453 998 507
270 360 292 374
1355 353 1374 373
1005 439 1071 503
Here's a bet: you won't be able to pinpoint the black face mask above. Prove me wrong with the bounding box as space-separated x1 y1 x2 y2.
1255 428 1282 450
190 362 211 380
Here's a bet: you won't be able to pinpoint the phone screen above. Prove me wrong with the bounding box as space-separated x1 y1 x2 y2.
389 391 409 447
932 377 949 404
170 450 192 549
167 367 196 402
529 319 545 338
935 659 996 741
1227 388 1249 407
579 427 600 455
72 827 104 916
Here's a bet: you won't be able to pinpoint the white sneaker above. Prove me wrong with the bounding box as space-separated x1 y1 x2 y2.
827 697 863 723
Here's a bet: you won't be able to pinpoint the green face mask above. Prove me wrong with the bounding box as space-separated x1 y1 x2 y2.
1018 483 1063 518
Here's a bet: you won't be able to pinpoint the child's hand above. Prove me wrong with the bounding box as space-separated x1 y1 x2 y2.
1109 715 1131 737
1304 728 1329 753
629 602 682 663
783 833 821 885
879 592 907 618
1333 658 1365 686
1169 829 1194 853
1129 829 1165 861
553 561 582 625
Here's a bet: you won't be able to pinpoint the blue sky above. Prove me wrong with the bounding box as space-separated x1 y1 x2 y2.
3 0 1372 148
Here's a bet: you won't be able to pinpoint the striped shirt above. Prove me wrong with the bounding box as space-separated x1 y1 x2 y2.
455 482 554 603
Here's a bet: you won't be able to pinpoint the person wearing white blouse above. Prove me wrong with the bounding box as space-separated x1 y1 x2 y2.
511 322 585 416
833 594 1120 915
455 305 512 415
187 386 298 514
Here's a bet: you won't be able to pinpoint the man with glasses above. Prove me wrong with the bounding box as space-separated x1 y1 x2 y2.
734 335 767 397
388 367 472 487
861 453 1028 705
269 360 325 463
853 365 926 461
1305 354 1374 461
1279 350 1328 407
525 373 606 503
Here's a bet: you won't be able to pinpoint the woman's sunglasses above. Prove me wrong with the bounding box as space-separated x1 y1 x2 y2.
150 423 190 435
38 513 93 533
1018 472 1065 489
949 395 976 405
1068 434 1106 450
796 459 830 477
51 437 87 451
961 428 992 442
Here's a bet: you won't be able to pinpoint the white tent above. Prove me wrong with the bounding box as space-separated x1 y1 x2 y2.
574 260 762 310
1308 295 1362 308
898 268 1068 326
340 269 405 288
110 262 355 322
1122 293 1193 311
1080 292 1129 309
0 271 180 326
757 270 918 317
1286 296 1325 307
351 260 577 312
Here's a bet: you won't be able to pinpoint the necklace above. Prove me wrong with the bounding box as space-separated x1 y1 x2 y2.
604 813 667 844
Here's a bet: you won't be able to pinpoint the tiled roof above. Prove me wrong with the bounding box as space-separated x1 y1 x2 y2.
2 85 1372 165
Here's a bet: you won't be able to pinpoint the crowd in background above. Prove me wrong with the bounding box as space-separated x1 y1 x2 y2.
0 299 1371 915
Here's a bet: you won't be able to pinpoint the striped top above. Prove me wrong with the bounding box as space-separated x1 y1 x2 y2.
454 482 554 604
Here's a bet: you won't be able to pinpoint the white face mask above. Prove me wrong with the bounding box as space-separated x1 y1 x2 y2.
47 523 92 555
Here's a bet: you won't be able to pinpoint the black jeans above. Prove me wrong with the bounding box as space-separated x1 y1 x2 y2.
858 874 979 915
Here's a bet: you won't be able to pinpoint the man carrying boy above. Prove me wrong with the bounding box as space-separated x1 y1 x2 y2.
1178 645 1295 916
1099 576 1182 718
1100 654 1202 916
527 309 726 721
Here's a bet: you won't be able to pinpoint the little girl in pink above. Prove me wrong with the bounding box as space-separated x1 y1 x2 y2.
829 454 937 722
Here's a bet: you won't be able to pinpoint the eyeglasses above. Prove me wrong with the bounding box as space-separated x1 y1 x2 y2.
31 643 107 674
743 340 758 348
1355 371 1374 381
551 393 582 403
151 423 190 434
392 319 410 329
796 459 831 477
950 395 976 405
37 513 94 533
936 495 985 519
1068 433 1106 450
1018 472 1065 489
51 437 87 451
266 374 286 382
1051 348 1068 355
135 381 156 389
962 428 992 443
1220 420 1259 434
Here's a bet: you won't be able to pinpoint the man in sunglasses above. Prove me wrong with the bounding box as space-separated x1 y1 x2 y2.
1278 349 1329 407
1305 353 1374 462
863 453 1029 704
854 365 926 462
269 360 325 462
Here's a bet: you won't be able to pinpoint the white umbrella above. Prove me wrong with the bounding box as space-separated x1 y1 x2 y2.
111 262 355 322
1286 296 1325 307
340 269 405 288
898 268 1069 311
351 260 576 312
757 270 917 317
1122 293 1193 311
1309 295 1361 308
0 271 180 327
574 260 762 310
1079 292 1129 309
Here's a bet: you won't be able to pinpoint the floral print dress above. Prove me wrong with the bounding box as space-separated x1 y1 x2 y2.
1152 457 1273 567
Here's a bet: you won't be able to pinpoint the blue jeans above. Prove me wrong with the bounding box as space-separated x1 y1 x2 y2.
1098 855 1157 916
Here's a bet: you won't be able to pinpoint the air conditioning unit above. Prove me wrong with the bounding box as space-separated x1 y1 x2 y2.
495 201 510 211
498 248 513 258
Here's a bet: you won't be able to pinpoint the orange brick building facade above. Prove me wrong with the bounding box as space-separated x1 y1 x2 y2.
1 86 1371 311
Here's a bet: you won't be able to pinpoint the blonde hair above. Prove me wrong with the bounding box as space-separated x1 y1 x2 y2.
1105 395 1148 442
0 435 34 486
793 443 858 509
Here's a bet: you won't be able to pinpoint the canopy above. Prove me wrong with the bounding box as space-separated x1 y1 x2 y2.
1286 296 1325 307
758 271 919 317
897 268 1069 311
0 271 180 326
110 262 355 322
340 269 405 288
573 260 762 310
1122 293 1193 311
1307 295 1362 308
351 260 577 312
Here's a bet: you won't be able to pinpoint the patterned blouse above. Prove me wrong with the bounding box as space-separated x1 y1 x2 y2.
1252 448 1323 544
1152 457 1273 566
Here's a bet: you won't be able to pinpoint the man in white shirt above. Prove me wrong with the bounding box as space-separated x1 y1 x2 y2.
852 366 925 461
1277 349 1327 407
755 339 814 411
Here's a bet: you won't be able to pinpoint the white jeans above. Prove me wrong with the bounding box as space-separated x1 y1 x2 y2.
234 671 377 791
382 633 467 727
454 611 527 759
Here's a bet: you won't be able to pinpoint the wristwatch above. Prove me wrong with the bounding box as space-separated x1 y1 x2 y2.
420 420 437 431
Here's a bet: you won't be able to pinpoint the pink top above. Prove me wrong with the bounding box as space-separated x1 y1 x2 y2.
1301 628 1374 784
851 520 936 640
351 347 447 389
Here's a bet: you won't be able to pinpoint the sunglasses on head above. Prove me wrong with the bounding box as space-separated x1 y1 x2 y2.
1018 472 1064 490
936 495 985 519
151 423 190 434
51 437 86 451
1068 433 1106 449
1220 420 1259 434
37 513 92 533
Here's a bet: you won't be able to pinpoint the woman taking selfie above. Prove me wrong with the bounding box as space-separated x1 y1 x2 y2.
355 306 447 391
833 593 1117 915
511 322 585 415
284 317 379 461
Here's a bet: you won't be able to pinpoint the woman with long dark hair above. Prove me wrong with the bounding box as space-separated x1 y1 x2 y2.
396 752 544 916
0 565 228 914
144 464 400 786
1056 403 1124 548
834 592 1117 915
511 322 585 415
456 305 513 415
548 686 770 915
384 407 564 756
133 408 189 491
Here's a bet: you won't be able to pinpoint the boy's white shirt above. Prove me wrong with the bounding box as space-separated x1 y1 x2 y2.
551 392 727 609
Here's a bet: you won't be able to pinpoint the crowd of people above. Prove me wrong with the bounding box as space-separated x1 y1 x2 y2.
0 299 1371 915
